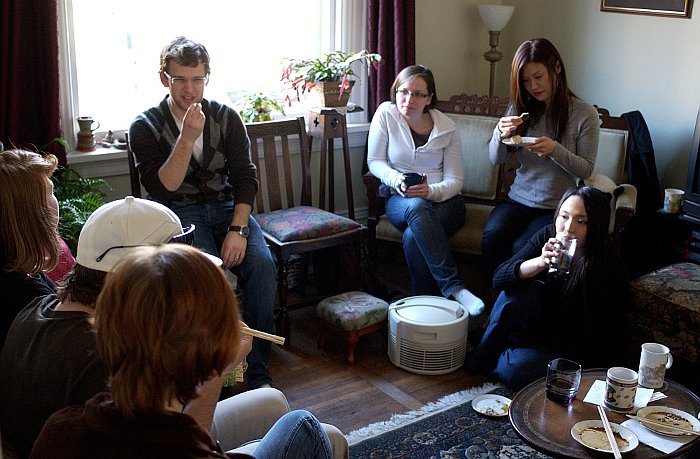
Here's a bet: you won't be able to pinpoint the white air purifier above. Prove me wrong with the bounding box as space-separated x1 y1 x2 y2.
388 295 469 375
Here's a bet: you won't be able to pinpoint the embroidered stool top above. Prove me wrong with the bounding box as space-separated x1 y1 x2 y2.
316 291 388 331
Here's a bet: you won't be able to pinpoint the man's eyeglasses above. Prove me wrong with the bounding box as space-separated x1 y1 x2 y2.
94 224 196 262
395 89 430 99
163 71 209 88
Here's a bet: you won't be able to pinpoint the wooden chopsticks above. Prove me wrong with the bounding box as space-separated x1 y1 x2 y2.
626 414 700 436
241 327 285 345
598 404 622 459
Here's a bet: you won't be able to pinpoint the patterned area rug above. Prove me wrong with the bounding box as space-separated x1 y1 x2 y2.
347 383 552 458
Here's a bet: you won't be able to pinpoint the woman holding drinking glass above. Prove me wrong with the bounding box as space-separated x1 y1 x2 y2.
367 65 484 316
467 186 630 390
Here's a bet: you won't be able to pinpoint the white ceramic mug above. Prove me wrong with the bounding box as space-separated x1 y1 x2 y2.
663 188 684 214
604 367 638 412
638 343 673 389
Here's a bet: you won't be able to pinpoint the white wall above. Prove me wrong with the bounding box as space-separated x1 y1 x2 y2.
416 0 700 190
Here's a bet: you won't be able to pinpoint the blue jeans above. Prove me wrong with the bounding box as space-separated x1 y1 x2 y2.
173 201 276 388
252 410 332 459
466 281 556 390
385 194 466 297
481 198 554 281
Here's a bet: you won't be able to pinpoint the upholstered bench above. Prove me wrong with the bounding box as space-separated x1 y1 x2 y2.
316 291 389 364
629 262 700 366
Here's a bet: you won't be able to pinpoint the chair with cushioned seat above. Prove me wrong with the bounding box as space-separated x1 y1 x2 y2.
246 117 369 343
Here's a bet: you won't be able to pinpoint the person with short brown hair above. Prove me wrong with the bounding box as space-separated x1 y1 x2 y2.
0 149 60 344
129 36 276 389
31 245 334 458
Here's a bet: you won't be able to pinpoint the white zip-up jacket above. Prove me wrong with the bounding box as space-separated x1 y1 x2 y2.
367 101 464 203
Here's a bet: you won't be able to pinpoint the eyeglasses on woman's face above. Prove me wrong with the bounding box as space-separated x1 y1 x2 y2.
395 88 430 99
163 71 208 88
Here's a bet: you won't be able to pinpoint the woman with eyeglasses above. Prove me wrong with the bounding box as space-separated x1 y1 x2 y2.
367 65 484 316
481 38 600 281
0 149 60 346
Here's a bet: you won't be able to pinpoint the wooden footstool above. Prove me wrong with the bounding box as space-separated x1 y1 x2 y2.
316 291 389 364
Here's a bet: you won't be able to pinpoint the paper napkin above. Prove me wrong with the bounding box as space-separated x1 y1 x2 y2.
621 418 694 454
582 379 657 411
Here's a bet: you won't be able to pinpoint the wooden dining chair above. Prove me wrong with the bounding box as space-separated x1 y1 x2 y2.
124 132 142 198
246 117 368 343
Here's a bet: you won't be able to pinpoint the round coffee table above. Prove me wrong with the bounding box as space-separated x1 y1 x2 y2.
508 369 700 458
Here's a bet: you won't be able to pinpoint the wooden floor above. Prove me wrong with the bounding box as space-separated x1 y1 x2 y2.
259 246 498 434
228 243 700 436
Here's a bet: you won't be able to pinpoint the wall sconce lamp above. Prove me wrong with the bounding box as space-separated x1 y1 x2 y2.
478 4 515 97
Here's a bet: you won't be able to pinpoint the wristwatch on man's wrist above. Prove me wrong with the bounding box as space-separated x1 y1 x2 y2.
228 225 250 238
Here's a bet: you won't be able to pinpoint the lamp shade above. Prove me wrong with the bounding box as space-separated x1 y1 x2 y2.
478 4 515 32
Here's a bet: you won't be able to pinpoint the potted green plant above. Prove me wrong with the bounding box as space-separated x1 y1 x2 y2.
237 92 286 123
281 50 382 107
52 165 108 254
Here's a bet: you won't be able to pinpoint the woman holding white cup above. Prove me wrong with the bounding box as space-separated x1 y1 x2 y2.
467 186 631 390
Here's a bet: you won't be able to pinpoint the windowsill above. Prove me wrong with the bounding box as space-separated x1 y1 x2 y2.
66 122 370 178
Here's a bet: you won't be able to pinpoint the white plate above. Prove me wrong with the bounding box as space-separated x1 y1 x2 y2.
502 136 537 147
636 406 700 436
471 394 511 417
571 420 639 453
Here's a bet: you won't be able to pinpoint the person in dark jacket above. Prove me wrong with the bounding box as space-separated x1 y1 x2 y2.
31 245 332 459
467 186 630 390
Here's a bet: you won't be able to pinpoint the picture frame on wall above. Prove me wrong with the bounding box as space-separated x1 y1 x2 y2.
600 0 693 18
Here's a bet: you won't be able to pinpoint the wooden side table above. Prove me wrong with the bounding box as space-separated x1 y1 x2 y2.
307 106 363 220
508 369 700 458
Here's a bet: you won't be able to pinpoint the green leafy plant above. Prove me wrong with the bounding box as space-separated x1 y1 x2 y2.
237 92 286 123
281 50 381 105
52 165 108 254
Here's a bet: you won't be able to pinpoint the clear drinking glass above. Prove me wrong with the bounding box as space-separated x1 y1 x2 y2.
545 358 582 405
548 233 577 279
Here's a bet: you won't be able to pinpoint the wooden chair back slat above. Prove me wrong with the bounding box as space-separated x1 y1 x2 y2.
245 117 311 213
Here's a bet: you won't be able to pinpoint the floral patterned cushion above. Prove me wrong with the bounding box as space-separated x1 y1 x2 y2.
316 291 389 331
630 262 700 363
256 206 361 242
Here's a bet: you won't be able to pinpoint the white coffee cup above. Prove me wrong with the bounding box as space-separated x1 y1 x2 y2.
604 367 638 412
663 188 684 214
638 342 673 389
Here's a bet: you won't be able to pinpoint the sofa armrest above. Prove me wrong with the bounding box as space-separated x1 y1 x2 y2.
363 172 385 222
613 184 637 248
616 184 637 212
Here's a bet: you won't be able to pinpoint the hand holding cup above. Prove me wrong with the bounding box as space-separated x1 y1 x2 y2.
548 232 577 279
401 172 427 198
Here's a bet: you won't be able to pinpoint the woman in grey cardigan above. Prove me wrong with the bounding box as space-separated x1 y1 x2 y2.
481 38 600 281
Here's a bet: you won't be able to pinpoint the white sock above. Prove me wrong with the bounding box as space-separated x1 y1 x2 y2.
455 289 485 316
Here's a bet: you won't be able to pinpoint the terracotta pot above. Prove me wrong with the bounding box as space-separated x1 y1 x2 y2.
308 80 355 108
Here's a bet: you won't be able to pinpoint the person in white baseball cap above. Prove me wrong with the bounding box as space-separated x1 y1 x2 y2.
2 196 349 459
0 196 210 457
77 195 210 271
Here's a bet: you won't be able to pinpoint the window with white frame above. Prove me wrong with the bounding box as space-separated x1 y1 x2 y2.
58 0 369 150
